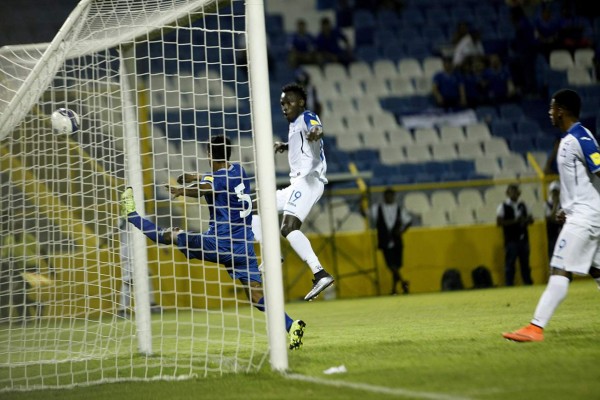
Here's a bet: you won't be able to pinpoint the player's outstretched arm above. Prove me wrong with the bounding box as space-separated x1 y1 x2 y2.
274 141 288 153
165 181 212 199
176 172 202 185
306 125 323 142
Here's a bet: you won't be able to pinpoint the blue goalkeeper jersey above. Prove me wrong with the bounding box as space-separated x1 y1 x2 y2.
200 163 254 240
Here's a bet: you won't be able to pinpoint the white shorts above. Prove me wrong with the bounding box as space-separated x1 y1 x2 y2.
550 218 600 275
276 175 324 222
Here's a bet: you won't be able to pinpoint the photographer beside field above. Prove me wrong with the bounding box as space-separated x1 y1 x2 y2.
496 183 534 287
368 187 412 295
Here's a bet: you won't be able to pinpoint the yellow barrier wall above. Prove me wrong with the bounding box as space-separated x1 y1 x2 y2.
281 221 550 300
40 221 550 316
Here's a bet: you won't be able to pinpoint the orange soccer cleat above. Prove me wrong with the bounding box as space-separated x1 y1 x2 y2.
502 323 544 342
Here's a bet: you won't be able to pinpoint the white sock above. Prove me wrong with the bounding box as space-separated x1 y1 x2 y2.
531 275 570 328
286 230 323 274
251 214 262 243
595 277 600 290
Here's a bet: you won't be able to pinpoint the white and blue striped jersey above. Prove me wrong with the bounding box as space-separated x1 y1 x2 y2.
287 110 328 184
557 122 600 224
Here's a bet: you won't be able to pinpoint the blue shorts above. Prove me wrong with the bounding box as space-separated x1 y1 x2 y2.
176 232 262 283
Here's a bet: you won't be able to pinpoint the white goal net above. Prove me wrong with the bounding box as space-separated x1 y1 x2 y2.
0 0 285 391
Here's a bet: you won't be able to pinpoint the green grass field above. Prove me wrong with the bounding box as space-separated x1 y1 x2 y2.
3 280 600 400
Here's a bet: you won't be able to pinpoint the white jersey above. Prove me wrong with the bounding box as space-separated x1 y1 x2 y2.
556 122 600 224
287 110 327 183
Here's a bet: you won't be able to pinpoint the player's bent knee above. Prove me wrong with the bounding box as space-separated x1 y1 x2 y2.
551 267 572 280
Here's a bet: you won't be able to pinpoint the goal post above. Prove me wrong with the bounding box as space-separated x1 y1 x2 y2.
0 0 287 391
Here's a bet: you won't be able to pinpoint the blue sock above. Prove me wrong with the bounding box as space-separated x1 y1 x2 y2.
256 297 294 332
126 212 166 244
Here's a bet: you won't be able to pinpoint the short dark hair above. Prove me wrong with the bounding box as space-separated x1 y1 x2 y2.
384 187 395 196
552 89 581 118
282 83 307 104
208 135 231 161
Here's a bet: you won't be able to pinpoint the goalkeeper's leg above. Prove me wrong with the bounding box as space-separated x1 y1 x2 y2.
121 187 180 245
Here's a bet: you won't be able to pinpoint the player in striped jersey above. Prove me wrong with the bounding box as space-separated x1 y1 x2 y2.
503 89 600 342
121 135 305 350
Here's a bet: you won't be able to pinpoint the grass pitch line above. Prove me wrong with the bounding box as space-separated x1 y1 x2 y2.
286 373 472 400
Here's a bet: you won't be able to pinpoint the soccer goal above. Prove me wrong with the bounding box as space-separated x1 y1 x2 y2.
0 0 286 392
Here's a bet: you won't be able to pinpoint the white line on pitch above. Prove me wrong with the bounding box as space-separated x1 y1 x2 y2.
285 373 473 400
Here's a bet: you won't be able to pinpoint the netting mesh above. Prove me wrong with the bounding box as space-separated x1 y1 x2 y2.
0 0 268 391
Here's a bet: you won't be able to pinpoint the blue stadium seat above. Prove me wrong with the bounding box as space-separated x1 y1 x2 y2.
355 45 379 63
535 135 557 151
355 27 375 47
397 163 424 176
376 10 401 30
388 174 414 185
490 120 516 139
404 39 432 59
475 106 498 122
370 175 390 186
449 160 475 175
499 103 524 121
353 10 377 29
423 161 446 175
374 28 402 48
440 171 465 182
473 4 498 21
380 97 415 115
510 137 535 153
400 8 425 26
421 26 447 44
516 119 541 135
414 172 439 183
426 8 451 26
352 149 379 163
265 14 284 35
382 43 406 62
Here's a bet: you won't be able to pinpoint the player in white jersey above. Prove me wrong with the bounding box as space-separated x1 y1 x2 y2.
503 89 600 342
252 83 334 301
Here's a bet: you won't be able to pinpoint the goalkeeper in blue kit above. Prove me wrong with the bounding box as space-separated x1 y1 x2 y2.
121 135 305 350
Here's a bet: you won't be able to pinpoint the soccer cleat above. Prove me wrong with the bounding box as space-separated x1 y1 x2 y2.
401 281 410 295
120 187 136 216
304 271 334 301
289 320 306 350
502 323 544 342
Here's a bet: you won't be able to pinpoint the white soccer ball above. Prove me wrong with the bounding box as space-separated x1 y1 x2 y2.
51 108 80 135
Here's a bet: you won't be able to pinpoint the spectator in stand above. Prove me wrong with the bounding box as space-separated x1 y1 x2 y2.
451 21 470 47
461 57 487 107
556 4 593 52
483 54 516 103
295 69 323 116
545 180 563 260
453 29 485 69
497 183 534 287
509 5 537 95
432 57 467 110
287 19 317 69
533 3 560 60
335 0 353 29
314 17 353 66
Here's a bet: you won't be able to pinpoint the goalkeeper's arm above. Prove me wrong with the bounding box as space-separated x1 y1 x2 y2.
165 181 211 199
